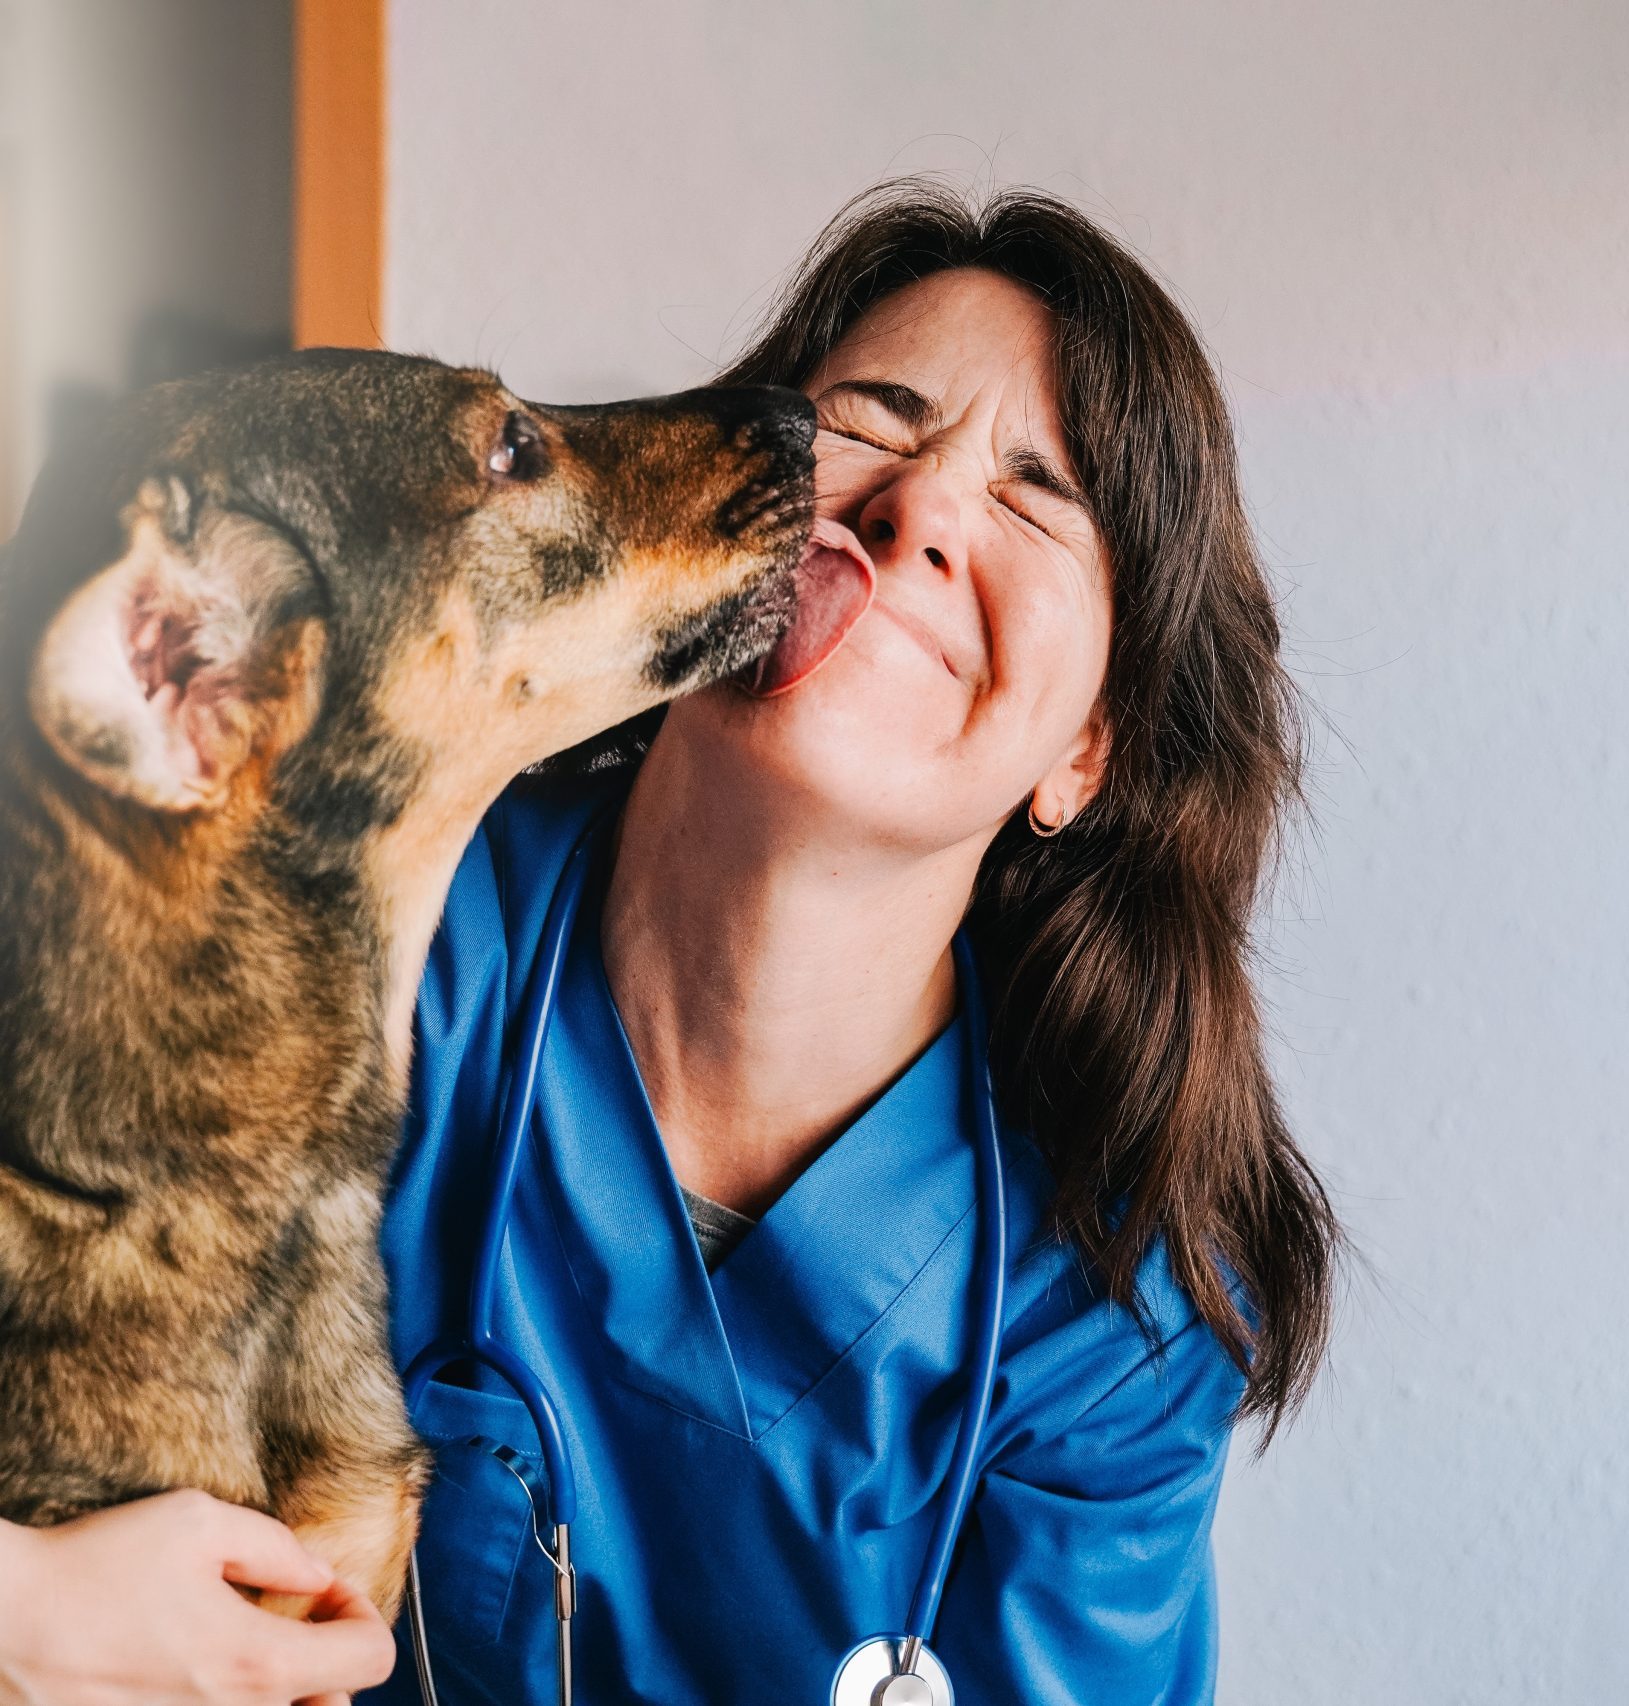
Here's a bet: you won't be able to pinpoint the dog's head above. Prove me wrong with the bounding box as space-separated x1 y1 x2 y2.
6 349 817 826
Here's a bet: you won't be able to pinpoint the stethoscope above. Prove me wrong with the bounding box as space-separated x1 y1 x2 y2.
402 811 1007 1706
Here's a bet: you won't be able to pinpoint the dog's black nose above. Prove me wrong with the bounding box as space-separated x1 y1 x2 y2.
693 386 817 457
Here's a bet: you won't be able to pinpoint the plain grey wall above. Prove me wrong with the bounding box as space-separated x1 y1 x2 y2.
2 0 291 523
386 3 1629 1700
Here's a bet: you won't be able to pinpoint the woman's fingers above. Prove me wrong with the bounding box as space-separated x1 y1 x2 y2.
256 1576 397 1701
209 1508 396 1703
204 1497 336 1598
206 1504 395 1701
2 1493 398 1706
302 1576 382 1626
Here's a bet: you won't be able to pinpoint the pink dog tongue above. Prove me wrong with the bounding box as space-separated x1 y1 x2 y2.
746 517 876 697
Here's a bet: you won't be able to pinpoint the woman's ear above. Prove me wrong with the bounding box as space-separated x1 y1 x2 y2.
28 475 326 814
1032 699 1112 829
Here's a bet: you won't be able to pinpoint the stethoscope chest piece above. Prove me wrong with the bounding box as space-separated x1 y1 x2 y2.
832 1637 953 1706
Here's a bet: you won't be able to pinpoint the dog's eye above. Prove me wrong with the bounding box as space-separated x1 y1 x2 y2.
488 413 549 481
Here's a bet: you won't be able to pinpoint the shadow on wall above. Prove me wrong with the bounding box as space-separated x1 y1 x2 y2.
1 0 295 534
41 310 293 505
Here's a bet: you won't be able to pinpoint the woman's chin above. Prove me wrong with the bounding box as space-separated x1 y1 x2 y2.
675 636 945 806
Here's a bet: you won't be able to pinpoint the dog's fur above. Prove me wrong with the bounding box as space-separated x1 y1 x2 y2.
0 349 816 1618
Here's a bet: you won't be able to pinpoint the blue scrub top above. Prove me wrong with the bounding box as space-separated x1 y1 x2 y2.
365 771 1246 1706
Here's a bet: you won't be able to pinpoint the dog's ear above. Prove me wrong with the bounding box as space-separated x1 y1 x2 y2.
28 474 326 813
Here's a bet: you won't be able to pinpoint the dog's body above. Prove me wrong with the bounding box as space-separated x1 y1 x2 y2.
0 350 816 1616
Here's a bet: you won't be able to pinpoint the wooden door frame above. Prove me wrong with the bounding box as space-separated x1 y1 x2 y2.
293 0 386 349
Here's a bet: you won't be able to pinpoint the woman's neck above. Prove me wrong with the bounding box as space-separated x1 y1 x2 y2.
599 737 979 1217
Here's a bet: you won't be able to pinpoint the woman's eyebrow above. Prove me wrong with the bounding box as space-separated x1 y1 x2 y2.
814 378 942 433
1002 446 1092 517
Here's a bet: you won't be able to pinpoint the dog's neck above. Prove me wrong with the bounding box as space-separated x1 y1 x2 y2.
0 705 525 1213
365 778 508 1095
0 741 399 1206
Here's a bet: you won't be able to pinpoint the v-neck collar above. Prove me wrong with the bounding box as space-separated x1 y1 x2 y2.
528 833 977 1442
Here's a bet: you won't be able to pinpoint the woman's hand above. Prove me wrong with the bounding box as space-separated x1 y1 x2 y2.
0 1491 397 1706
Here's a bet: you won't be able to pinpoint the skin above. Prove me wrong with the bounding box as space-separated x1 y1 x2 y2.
0 1491 394 1705
604 267 1114 1214
0 267 1114 1703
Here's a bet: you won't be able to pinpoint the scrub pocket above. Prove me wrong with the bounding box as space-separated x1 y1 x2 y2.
409 1378 559 1671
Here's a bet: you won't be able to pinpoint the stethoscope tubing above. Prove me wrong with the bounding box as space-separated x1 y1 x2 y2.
902 930 1007 1644
400 817 604 1527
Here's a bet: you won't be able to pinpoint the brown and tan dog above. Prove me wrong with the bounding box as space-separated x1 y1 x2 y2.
0 349 822 1620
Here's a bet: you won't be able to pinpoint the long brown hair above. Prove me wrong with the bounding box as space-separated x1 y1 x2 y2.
585 180 1340 1438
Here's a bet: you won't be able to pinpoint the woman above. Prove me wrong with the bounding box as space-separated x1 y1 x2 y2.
0 183 1337 1705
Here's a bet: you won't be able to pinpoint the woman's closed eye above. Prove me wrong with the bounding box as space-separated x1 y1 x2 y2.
819 418 1077 546
994 490 1059 540
816 422 906 456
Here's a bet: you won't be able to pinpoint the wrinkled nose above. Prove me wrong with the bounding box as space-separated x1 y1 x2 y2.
858 462 967 580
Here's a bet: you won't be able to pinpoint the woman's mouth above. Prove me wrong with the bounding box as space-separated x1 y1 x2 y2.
872 597 958 680
741 516 876 697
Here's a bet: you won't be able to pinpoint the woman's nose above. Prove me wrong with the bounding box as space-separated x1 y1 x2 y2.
857 462 967 581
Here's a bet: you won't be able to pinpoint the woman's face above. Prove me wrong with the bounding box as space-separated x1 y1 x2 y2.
668 266 1113 854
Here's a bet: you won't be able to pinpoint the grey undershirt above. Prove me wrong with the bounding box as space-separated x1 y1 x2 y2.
680 1185 757 1272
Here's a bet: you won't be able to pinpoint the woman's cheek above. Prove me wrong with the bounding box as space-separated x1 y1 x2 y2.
812 437 885 511
986 571 1092 754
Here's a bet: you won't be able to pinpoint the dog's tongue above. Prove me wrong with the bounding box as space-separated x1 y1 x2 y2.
745 517 876 697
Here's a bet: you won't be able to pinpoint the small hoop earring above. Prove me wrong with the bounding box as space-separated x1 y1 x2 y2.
1027 795 1066 838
